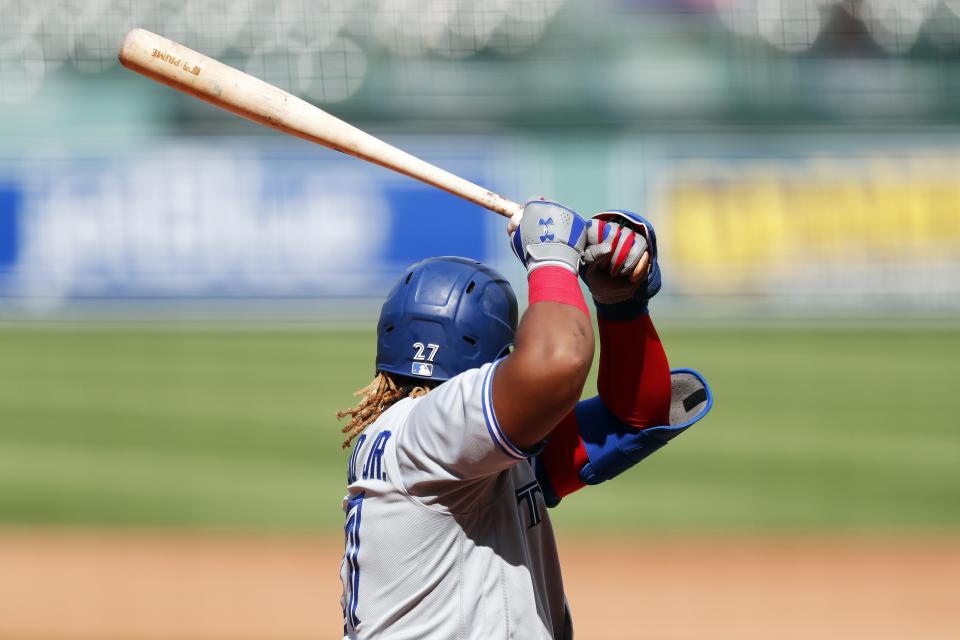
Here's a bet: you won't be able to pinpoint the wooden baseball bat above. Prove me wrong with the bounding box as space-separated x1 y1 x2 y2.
118 28 522 220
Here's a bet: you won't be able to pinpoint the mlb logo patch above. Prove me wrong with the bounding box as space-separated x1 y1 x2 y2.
411 362 434 377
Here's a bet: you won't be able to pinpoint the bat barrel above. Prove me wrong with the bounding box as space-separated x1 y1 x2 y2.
118 29 522 219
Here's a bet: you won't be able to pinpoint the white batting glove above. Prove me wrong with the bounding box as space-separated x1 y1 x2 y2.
581 220 650 305
582 220 648 276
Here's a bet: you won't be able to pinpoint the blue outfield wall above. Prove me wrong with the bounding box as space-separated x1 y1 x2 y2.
0 138 522 311
2 132 959 317
0 185 19 272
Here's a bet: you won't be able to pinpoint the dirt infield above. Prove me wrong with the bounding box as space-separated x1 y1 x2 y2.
1 532 957 640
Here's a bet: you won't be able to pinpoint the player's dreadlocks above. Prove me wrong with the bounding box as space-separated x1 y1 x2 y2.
337 372 432 449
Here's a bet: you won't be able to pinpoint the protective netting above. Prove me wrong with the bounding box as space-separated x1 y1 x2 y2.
718 0 960 54
4 1 960 104
0 0 569 104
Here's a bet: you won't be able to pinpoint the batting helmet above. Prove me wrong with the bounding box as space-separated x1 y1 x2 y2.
376 256 518 382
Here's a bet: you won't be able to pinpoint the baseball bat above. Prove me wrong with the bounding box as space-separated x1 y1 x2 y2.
117 28 523 220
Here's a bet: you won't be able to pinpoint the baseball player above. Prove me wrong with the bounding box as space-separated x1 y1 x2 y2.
337 201 713 639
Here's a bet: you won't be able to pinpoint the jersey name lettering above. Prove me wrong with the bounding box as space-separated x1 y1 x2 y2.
347 433 367 485
361 430 392 481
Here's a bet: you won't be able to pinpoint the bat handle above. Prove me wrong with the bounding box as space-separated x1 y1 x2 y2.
488 195 524 219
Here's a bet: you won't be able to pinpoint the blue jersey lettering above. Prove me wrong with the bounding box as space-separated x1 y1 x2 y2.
347 433 367 485
361 430 391 481
342 491 365 633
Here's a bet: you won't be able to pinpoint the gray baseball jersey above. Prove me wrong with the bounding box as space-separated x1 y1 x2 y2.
340 359 572 639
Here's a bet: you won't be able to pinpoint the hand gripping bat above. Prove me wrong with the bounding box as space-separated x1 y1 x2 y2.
118 29 523 222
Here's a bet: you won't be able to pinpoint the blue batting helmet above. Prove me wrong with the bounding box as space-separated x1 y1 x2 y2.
376 256 518 382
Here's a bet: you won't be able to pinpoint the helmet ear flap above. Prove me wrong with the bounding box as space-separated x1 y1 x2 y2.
375 257 517 383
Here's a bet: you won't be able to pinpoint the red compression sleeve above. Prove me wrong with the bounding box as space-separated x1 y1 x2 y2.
528 266 589 315
597 314 671 428
541 411 590 498
539 314 671 500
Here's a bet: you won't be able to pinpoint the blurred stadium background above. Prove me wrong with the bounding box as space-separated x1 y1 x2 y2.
1 1 958 639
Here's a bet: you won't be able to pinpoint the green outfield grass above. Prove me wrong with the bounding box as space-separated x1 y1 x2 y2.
0 323 957 533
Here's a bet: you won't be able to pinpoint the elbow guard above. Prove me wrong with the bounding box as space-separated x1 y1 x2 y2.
579 369 712 485
535 369 713 506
